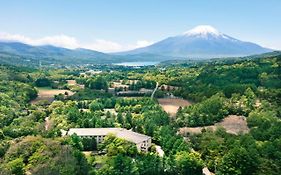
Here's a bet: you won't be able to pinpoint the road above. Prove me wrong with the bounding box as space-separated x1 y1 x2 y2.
45 117 50 130
155 145 164 157
151 82 159 99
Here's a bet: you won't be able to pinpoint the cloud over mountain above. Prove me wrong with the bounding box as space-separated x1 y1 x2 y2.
0 33 79 49
0 32 153 52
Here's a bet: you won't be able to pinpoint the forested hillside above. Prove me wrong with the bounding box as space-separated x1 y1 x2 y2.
0 53 280 175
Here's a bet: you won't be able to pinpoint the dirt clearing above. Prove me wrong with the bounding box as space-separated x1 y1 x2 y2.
179 115 249 136
67 79 85 89
67 80 77 86
158 98 192 117
31 88 74 104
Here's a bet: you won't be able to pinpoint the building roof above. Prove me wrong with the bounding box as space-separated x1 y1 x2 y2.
68 128 151 144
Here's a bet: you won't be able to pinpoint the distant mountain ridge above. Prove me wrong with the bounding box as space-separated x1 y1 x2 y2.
0 41 181 66
118 25 272 58
0 41 119 65
0 25 276 66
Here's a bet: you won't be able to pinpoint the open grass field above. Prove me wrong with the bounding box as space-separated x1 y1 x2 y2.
179 115 249 136
31 87 74 104
158 98 192 117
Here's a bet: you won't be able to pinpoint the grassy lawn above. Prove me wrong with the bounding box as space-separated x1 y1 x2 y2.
94 155 108 164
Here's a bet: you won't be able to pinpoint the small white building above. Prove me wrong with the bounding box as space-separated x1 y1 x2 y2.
68 128 152 152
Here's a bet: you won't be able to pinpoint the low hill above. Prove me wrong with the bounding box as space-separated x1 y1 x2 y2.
0 41 119 66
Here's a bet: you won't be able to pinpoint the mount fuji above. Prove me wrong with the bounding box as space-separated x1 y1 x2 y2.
118 25 272 59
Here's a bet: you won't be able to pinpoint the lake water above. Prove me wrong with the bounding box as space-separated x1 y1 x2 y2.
114 61 159 67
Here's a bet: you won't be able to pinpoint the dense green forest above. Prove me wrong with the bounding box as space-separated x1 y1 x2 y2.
0 53 280 175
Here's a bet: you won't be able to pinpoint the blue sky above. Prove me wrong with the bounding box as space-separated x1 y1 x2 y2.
0 0 280 52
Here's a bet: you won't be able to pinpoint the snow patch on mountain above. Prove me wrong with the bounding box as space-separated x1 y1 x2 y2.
183 25 221 37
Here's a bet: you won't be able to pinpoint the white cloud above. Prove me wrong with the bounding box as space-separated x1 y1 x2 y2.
83 39 123 52
35 35 79 49
83 39 154 52
0 32 79 49
260 41 281 51
0 32 154 52
135 40 154 48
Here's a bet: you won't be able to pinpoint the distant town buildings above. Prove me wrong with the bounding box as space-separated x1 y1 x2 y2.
159 84 179 91
116 89 153 96
80 70 102 77
68 128 152 152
